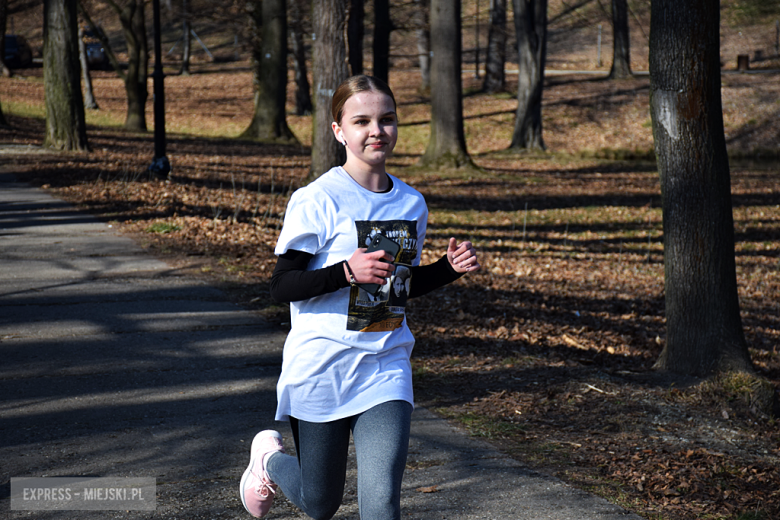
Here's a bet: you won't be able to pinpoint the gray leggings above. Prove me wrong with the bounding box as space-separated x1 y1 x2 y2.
267 400 413 520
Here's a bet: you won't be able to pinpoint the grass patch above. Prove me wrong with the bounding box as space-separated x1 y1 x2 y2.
576 147 656 161
3 100 45 119
85 109 125 128
145 222 182 234
438 411 527 440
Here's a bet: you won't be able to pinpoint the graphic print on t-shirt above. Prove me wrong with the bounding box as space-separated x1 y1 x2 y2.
347 220 418 332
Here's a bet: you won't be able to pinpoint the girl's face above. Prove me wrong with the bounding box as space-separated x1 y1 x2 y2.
332 91 398 173
392 275 405 296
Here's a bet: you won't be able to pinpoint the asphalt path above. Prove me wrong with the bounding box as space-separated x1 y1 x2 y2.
0 169 642 519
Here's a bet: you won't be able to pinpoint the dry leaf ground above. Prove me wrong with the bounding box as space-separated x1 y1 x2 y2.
2 58 780 520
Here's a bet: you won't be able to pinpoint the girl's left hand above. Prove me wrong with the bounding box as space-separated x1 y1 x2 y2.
447 238 480 274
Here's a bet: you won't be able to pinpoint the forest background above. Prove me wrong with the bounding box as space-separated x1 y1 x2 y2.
1 1 780 519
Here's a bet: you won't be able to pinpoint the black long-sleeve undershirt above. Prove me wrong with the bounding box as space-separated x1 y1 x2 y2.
270 249 464 303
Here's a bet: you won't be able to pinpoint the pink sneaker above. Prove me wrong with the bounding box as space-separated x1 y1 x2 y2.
240 430 285 518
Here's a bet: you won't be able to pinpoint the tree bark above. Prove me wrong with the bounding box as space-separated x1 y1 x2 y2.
420 0 472 168
608 0 631 79
93 0 148 132
0 0 11 77
289 0 312 115
180 0 191 76
309 0 349 178
413 0 430 93
240 0 297 143
650 0 753 376
44 0 89 151
123 0 148 132
347 0 363 75
483 0 507 93
78 25 99 109
372 0 390 83
509 0 547 150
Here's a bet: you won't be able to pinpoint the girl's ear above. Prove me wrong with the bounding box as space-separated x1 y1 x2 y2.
330 121 343 142
331 122 346 145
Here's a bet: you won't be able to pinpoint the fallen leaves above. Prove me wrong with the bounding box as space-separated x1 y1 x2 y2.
562 333 588 350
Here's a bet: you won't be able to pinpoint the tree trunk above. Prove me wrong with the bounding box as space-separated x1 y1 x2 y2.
650 0 753 377
78 25 99 109
240 0 297 143
0 97 7 126
608 0 631 79
509 0 546 150
0 0 11 77
413 0 430 93
309 0 349 178
289 0 312 115
107 0 148 132
180 0 191 76
129 0 148 132
43 0 89 151
372 0 390 83
483 0 507 93
420 0 471 169
347 0 363 75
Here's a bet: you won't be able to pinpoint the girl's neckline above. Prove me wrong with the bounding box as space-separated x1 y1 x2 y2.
340 167 394 194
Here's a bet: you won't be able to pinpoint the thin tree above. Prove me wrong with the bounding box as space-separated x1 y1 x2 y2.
0 96 7 127
78 24 99 109
608 0 631 79
240 0 297 142
180 0 191 75
289 0 312 115
80 0 148 132
482 0 507 93
309 0 349 178
373 0 390 83
0 0 10 77
413 0 431 93
420 0 472 169
509 0 547 150
649 0 762 386
347 0 364 75
44 0 89 151
114 0 147 131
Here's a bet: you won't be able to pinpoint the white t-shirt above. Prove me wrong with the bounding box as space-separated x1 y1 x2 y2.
273 166 428 422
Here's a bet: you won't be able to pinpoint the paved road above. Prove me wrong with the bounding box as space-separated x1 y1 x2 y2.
0 169 642 519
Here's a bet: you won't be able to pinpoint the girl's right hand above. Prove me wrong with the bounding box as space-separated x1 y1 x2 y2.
343 248 395 285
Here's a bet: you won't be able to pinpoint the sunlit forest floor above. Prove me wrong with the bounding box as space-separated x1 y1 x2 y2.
2 59 780 520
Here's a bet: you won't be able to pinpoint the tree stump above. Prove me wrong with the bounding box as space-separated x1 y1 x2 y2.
737 54 749 71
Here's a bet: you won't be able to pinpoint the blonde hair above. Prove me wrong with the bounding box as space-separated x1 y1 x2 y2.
331 75 396 124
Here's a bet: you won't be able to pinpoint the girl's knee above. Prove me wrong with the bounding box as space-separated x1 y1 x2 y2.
306 503 341 520
360 496 399 520
359 485 400 520
302 493 342 520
